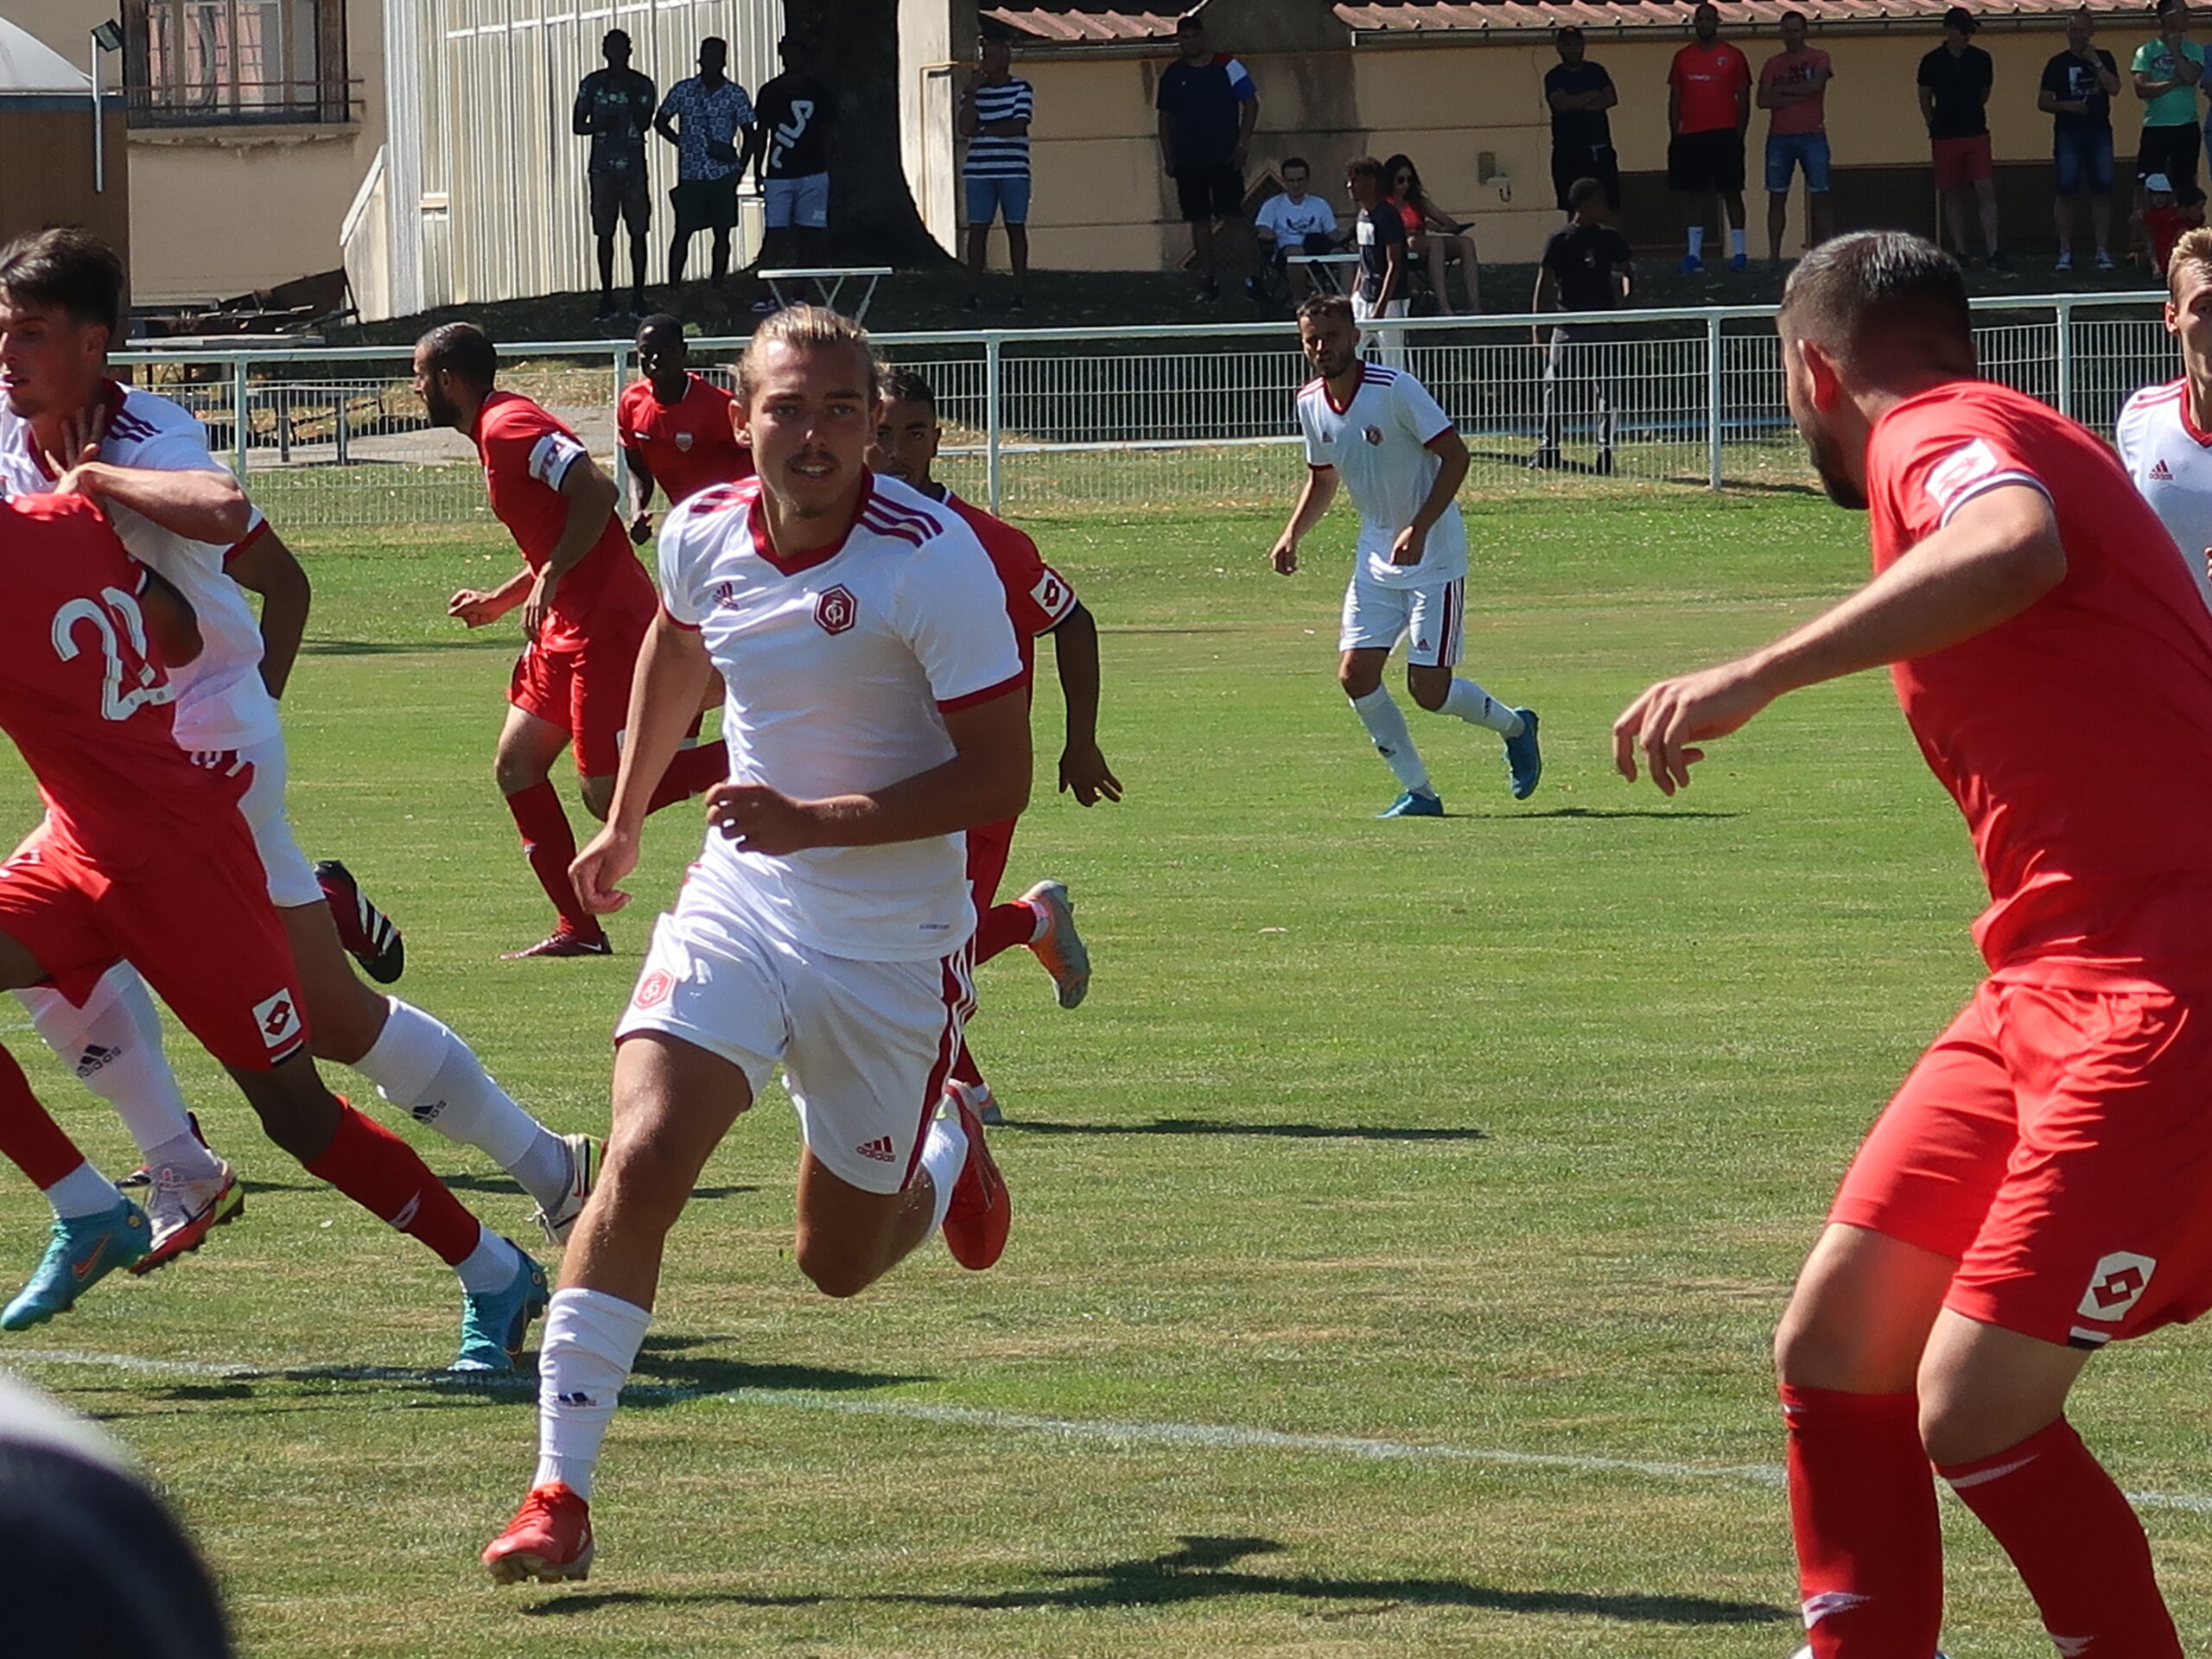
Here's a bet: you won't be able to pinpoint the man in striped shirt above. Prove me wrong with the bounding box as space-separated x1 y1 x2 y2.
960 35 1033 314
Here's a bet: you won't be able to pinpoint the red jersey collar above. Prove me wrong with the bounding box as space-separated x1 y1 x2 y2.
645 372 702 408
1321 365 1379 416
749 472 875 576
2176 379 2212 448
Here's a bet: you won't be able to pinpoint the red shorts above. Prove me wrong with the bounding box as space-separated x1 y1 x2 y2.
965 816 1018 913
1831 978 2212 1350
0 826 308 1074
1931 133 1993 191
509 614 651 780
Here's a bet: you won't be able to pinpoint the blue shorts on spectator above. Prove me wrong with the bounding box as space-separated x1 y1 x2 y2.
1765 131 1831 194
965 175 1032 228
764 173 829 231
2055 129 2115 196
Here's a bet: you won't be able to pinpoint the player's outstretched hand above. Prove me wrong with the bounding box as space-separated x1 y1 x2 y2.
1058 742 1124 807
1611 661 1772 796
571 825 640 914
707 782 820 856
447 589 502 629
1268 537 1299 575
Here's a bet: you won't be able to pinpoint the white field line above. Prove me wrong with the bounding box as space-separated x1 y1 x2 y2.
13 1346 2212 1516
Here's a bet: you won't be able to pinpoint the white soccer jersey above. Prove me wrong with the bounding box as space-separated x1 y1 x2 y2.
657 472 1026 961
0 383 279 753
2115 378 2212 613
1296 364 1470 589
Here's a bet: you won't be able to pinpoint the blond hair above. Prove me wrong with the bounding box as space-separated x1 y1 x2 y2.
2169 227 2212 299
737 304 882 405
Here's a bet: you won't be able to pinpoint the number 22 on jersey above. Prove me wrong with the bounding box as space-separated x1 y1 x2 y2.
52 587 174 722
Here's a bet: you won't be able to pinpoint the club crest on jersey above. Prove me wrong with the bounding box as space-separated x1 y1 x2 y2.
2078 1250 2157 1322
1363 426 1385 446
2151 458 2175 481
814 584 858 635
675 431 695 452
253 990 303 1052
633 968 675 1009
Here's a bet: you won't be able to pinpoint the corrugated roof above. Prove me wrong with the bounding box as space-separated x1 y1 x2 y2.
983 10 1181 42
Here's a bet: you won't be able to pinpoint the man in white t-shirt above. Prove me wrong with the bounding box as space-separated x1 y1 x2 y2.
482 306 1032 1586
1268 295 1542 816
1253 156 1342 300
2117 225 2212 611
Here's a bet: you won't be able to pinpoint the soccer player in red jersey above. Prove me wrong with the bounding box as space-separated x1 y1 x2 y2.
417 323 727 957
0 492 549 1363
615 314 751 545
868 366 1120 1124
1616 232 2212 1657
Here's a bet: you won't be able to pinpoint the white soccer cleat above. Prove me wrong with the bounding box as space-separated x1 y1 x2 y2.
531 1133 600 1246
134 1159 244 1274
1020 880 1090 1010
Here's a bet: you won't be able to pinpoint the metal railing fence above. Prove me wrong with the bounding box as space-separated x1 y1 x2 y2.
106 292 2174 531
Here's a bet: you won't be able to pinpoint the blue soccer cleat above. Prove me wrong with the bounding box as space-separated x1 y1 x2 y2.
451 1243 550 1373
1504 709 1543 801
1680 254 1704 274
1730 252 1749 273
2 1198 149 1330
1377 790 1445 819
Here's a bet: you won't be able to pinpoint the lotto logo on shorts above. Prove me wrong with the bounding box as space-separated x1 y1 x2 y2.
2077 1250 2158 1323
633 969 675 1009
815 585 858 635
253 990 303 1052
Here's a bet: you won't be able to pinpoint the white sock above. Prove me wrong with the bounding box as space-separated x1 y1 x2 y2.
918 1102 968 1236
145 1132 220 1185
1439 679 1524 736
453 1226 519 1294
354 1000 569 1210
533 1287 652 1501
45 1161 123 1220
1350 688 1433 795
1026 901 1051 945
18 965 200 1164
1730 226 1747 259
1688 226 1706 260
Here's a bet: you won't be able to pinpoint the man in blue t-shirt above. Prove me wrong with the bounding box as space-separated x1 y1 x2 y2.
1154 13 1259 302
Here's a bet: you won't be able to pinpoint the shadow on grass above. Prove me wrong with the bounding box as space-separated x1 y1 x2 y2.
1510 806 1741 822
231 1173 761 1202
520 1535 1789 1626
996 1120 1485 1143
301 634 517 657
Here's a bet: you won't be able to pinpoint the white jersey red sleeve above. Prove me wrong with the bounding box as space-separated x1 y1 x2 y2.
2116 378 2212 613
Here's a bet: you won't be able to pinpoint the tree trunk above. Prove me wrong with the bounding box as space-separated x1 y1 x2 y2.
788 0 955 267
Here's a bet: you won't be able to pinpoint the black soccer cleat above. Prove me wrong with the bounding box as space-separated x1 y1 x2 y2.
315 859 406 984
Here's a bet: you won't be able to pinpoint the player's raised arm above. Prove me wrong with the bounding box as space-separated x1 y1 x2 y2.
224 524 310 696
51 453 251 549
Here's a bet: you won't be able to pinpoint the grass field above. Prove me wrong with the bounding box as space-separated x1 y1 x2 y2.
5 484 2211 1658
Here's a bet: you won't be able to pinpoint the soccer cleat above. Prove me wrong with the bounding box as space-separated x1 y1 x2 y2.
1679 255 1704 274
484 1482 595 1584
1 1198 149 1330
450 1244 550 1373
502 924 612 960
316 859 406 984
1504 708 1543 801
971 1084 1004 1127
133 1160 244 1274
531 1134 601 1247
118 1110 209 1190
1729 252 1748 273
941 1083 1010 1271
1018 880 1090 1010
1376 790 1444 819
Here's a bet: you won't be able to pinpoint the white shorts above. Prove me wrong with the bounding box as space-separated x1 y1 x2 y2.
614 874 974 1195
763 172 830 231
1338 568 1465 668
226 735 323 909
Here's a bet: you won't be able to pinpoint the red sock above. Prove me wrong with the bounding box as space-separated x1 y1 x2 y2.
1781 1384 1943 1657
0 1042 88 1189
645 741 728 815
504 782 598 935
1939 1416 2183 1658
949 1038 985 1091
303 1103 483 1268
974 898 1039 967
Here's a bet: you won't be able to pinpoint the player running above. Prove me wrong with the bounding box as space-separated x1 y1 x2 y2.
615 313 751 546
1617 231 2212 1657
481 307 1027 1583
868 365 1120 1123
1270 294 1541 817
0 490 548 1368
0 230 595 1275
418 322 727 958
2115 226 2212 606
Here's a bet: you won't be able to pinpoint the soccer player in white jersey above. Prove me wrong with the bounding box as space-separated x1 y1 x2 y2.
0 232 590 1338
482 307 1028 1584
2116 226 2212 609
1269 294 1542 816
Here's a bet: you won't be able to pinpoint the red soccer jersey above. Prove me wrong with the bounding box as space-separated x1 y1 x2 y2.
474 389 657 650
617 372 753 508
1670 40 1752 134
1866 378 2212 984
945 493 1079 688
0 494 249 870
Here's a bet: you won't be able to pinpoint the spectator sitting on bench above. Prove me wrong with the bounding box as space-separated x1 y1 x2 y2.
1385 155 1482 315
1252 157 1341 297
2141 170 2205 275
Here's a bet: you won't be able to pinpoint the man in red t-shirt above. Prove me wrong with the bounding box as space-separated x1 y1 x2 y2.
868 366 1122 1124
1667 2 1752 271
1617 232 2212 1656
1757 10 1835 263
415 323 727 957
615 315 751 545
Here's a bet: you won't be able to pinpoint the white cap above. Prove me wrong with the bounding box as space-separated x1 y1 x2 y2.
2148 172 2175 194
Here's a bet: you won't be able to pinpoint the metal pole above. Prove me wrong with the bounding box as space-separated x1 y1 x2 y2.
91 39 104 194
610 343 632 505
232 354 249 481
985 334 1004 515
335 391 349 466
1705 312 1724 492
2055 297 2075 421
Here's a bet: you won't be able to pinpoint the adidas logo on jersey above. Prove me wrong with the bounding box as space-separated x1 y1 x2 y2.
856 1135 897 1163
2152 458 2176 480
74 1044 120 1078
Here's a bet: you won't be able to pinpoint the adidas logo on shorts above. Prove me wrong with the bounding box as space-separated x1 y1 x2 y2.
856 1135 897 1163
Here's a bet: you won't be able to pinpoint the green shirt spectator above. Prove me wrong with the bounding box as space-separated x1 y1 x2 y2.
2134 31 2205 124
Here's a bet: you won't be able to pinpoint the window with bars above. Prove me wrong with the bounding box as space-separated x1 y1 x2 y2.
124 0 353 126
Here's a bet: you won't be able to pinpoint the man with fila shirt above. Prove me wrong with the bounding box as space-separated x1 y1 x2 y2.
482 308 1026 1584
0 492 550 1365
752 35 836 315
870 366 1119 1125
0 232 593 1306
617 315 750 545
1668 3 1753 272
2114 226 2212 603
1618 231 2212 1658
421 323 727 959
1269 296 1541 817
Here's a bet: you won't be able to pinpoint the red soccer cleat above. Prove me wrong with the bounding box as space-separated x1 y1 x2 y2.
315 860 406 984
941 1082 1010 1271
502 924 612 960
483 1482 594 1584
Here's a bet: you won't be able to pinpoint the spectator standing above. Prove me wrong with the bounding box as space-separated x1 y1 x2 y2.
573 29 657 322
652 37 756 291
1155 12 1259 302
1346 155 1408 370
1545 28 1620 217
2041 6 2121 270
960 35 1034 314
2134 0 2205 245
1758 10 1835 264
753 35 837 313
1530 177 1634 476
1253 157 1340 298
1667 3 1753 272
1919 7 2005 265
